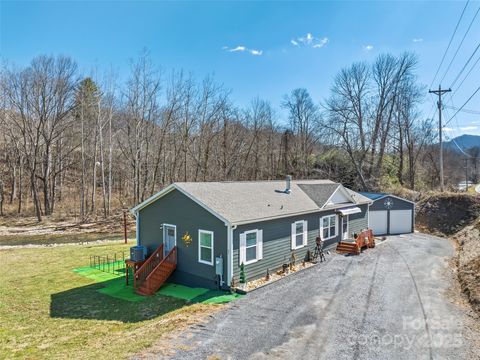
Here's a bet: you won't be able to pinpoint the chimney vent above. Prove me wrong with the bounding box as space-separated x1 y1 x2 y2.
285 175 292 193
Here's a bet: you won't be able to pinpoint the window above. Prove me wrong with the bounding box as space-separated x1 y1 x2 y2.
198 230 214 265
291 220 307 249
246 231 257 262
239 229 263 265
321 215 337 240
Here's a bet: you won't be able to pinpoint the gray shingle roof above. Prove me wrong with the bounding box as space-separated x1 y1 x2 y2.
170 180 370 225
297 183 341 208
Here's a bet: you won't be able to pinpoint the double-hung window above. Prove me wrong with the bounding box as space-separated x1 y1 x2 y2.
246 231 257 263
239 229 263 265
291 220 307 249
198 230 214 265
321 215 337 240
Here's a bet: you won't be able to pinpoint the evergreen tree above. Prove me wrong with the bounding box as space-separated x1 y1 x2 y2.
239 262 246 283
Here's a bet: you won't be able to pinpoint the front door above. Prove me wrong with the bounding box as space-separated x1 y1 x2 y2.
342 215 349 240
163 224 176 257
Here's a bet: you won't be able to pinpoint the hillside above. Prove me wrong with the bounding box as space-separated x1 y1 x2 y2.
452 220 480 314
445 134 480 152
415 192 480 235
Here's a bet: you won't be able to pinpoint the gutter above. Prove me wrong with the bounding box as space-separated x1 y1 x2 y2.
230 202 372 227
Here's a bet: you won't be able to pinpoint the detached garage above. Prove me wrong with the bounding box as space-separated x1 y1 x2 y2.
360 193 415 236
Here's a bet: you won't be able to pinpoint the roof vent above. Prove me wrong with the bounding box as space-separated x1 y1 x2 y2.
285 175 292 194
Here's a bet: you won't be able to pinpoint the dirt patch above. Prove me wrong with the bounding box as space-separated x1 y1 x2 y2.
0 212 136 246
416 193 480 235
452 220 480 315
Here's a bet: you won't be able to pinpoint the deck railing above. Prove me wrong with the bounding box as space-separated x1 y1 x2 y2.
134 244 164 289
146 246 177 282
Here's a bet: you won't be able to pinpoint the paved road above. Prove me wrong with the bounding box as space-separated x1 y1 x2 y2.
157 234 476 359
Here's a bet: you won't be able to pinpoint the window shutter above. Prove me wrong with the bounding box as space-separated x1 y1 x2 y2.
291 222 296 249
257 230 263 260
239 232 246 265
320 217 324 239
335 215 339 236
303 220 308 246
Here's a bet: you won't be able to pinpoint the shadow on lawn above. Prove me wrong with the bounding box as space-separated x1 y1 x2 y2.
50 278 186 323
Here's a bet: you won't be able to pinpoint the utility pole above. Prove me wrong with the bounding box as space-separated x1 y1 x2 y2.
429 85 451 192
465 158 469 192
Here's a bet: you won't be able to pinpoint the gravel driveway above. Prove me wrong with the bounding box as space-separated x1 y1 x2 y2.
150 233 478 359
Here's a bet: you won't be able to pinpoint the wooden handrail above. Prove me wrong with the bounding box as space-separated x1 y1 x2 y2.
134 244 164 289
146 246 177 282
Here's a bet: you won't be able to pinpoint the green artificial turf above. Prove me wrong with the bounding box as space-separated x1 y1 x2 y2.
157 283 209 300
72 265 243 304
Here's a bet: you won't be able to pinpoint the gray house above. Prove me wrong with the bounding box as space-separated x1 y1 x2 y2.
131 179 372 290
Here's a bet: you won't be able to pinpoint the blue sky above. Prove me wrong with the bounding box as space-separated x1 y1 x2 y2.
1 0 479 137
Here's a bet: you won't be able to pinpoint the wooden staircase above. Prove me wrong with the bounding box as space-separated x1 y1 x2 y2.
336 241 360 255
336 229 375 255
133 244 177 296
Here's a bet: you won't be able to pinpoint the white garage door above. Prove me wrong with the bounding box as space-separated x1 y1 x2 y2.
369 211 388 235
389 209 413 234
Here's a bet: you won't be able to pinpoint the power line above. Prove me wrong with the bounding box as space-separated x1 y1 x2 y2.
452 51 480 95
449 41 480 88
444 105 480 115
444 85 480 127
451 137 473 157
430 0 470 88
440 4 480 84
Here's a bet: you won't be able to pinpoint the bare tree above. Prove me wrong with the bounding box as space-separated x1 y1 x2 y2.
282 88 320 177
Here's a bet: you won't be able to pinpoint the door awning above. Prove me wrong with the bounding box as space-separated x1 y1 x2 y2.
337 207 361 216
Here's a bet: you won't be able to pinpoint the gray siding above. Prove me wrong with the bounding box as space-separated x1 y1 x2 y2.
232 204 369 282
348 204 369 236
138 189 227 289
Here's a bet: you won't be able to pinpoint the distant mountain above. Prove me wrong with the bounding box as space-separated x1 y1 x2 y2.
444 134 480 153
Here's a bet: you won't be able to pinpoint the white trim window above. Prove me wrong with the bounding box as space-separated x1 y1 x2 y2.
291 220 308 249
239 229 263 265
198 230 214 265
321 215 337 240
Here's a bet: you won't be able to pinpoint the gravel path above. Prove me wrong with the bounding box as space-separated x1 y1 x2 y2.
147 233 478 359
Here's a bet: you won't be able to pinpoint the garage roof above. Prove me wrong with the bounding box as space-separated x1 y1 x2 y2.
359 192 415 205
359 192 388 200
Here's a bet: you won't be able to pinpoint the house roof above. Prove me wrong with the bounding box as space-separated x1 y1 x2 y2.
132 179 372 226
297 183 341 208
346 189 376 204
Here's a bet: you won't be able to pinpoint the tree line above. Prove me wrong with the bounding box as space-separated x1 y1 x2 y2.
0 51 444 221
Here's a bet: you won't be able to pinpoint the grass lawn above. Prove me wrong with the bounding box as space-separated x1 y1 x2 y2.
0 240 222 359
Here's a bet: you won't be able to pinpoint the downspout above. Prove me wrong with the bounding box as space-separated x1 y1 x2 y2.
131 209 140 246
226 223 237 288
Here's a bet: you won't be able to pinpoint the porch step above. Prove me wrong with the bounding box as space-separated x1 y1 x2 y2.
336 241 360 255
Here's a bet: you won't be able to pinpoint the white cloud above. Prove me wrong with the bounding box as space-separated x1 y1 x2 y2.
223 45 263 56
412 38 424 43
364 45 374 51
291 33 329 49
312 37 329 48
460 126 478 131
229 46 246 52
443 127 455 132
